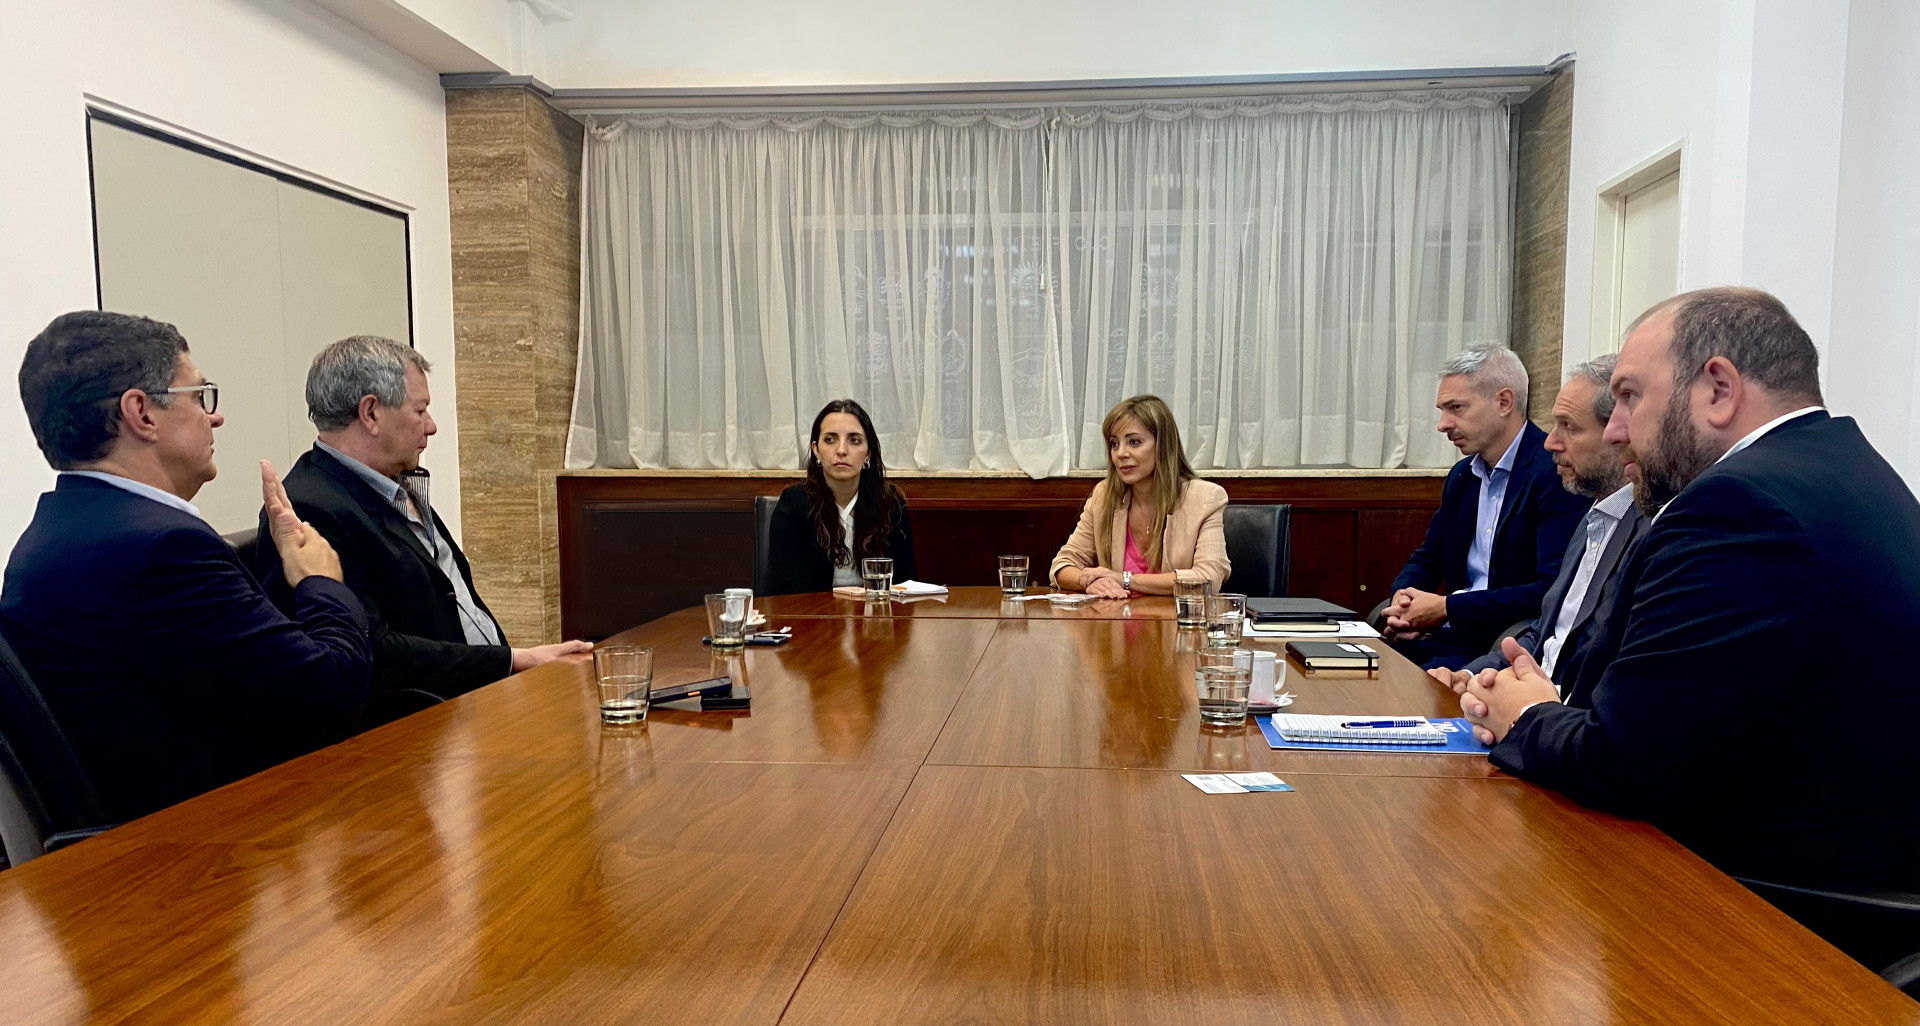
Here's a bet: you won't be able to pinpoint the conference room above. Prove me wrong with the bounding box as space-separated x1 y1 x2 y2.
3 1 1919 1022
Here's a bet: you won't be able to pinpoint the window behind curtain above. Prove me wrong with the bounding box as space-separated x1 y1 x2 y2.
569 94 1510 476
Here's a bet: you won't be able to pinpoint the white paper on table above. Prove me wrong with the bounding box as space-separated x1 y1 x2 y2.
892 580 949 596
1243 619 1380 639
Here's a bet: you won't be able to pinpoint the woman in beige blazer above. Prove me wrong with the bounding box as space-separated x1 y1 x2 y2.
1051 395 1230 598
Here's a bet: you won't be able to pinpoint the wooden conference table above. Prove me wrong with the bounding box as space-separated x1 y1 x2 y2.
0 588 1911 1025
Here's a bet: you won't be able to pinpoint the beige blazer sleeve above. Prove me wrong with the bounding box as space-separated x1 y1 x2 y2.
1161 479 1231 589
1049 480 1112 586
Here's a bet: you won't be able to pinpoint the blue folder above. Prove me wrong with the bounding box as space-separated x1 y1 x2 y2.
1254 715 1492 756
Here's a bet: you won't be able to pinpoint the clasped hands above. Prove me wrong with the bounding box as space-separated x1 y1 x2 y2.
1383 587 1447 640
1426 637 1560 745
1078 566 1132 600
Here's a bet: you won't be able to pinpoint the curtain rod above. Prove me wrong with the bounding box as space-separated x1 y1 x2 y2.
444 63 1563 114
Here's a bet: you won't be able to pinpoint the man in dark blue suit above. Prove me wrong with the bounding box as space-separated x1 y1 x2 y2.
1452 354 1647 692
0 312 370 823
1454 288 1920 967
1384 345 1589 668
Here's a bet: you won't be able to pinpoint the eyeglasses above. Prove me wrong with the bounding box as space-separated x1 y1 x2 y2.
148 382 219 415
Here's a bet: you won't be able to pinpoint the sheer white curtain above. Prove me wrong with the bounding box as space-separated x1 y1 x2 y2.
568 94 1510 473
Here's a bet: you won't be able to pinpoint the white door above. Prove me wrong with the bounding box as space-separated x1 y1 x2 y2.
1615 170 1681 334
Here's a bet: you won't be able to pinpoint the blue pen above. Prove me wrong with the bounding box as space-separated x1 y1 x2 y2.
1340 719 1426 729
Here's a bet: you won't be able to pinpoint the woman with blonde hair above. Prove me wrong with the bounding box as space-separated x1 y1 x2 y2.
1050 395 1229 598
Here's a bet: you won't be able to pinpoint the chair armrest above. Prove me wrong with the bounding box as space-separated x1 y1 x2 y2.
44 825 115 852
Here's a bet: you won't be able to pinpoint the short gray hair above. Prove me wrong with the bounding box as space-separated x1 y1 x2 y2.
1566 353 1618 424
306 335 432 432
1439 343 1529 411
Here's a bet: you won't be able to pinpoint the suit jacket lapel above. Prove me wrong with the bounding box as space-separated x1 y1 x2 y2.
1106 492 1129 570
1537 515 1589 627
1569 505 1645 631
311 448 442 575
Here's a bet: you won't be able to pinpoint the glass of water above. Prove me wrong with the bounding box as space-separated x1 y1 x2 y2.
1196 649 1252 726
592 644 652 724
998 554 1030 595
705 592 749 649
1205 592 1246 649
861 557 894 600
1174 578 1210 628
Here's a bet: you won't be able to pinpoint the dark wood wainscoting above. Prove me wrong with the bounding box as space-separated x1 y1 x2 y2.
557 474 1443 640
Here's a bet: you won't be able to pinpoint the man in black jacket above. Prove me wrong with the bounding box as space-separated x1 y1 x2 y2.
1384 344 1589 668
3 312 368 820
1455 287 1920 965
257 336 588 703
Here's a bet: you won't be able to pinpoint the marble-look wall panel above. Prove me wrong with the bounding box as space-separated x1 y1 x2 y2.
1512 68 1575 426
447 86 582 644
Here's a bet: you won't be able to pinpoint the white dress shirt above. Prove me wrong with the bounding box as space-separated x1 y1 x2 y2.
830 492 861 587
1538 483 1635 680
62 470 203 521
1461 425 1527 593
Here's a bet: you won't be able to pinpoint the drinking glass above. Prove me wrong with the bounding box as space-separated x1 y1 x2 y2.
1195 649 1252 726
997 555 1030 595
1205 592 1247 649
592 645 652 724
705 592 749 649
861 557 894 600
1174 579 1210 628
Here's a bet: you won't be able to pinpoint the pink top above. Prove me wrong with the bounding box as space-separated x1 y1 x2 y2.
1122 525 1151 575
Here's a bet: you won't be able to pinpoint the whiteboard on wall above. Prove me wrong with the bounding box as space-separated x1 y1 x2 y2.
88 113 411 534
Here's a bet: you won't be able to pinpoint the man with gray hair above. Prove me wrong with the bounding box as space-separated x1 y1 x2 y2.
1442 353 1647 693
256 335 589 710
1382 343 1589 669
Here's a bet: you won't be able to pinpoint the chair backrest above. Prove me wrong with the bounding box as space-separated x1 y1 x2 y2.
0 628 109 866
751 495 779 596
222 527 260 573
1221 504 1291 598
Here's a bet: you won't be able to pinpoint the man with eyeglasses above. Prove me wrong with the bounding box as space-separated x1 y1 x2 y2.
0 311 371 823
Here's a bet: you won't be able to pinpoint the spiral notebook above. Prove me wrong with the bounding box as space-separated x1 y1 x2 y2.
1256 716 1491 756
1269 714 1446 745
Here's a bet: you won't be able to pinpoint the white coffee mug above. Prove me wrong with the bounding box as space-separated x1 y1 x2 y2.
1249 650 1281 704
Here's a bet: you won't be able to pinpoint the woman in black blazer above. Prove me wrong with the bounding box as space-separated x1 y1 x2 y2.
765 399 916 596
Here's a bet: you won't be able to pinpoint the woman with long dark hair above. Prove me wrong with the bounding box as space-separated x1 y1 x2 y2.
765 399 916 596
1051 394 1229 598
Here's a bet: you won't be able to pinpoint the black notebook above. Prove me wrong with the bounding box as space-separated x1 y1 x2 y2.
1246 597 1356 624
1285 641 1380 671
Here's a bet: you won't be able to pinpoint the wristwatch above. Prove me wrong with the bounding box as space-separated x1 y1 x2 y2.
1120 570 1133 592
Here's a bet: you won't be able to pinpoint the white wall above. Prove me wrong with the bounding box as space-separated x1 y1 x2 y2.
0 0 462 550
1564 0 1920 485
1826 0 1920 478
537 0 1575 89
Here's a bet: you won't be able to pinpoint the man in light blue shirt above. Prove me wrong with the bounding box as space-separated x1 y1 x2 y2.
1384 344 1590 669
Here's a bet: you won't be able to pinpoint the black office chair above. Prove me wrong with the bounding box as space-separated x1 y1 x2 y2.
222 527 260 572
1735 876 1920 996
751 495 779 595
1221 504 1291 598
0 629 113 866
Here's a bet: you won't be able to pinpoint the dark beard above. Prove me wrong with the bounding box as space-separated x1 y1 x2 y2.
1634 400 1717 517
1566 458 1626 500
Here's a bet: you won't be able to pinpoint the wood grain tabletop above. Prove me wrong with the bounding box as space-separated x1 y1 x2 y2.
1 595 1910 1025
